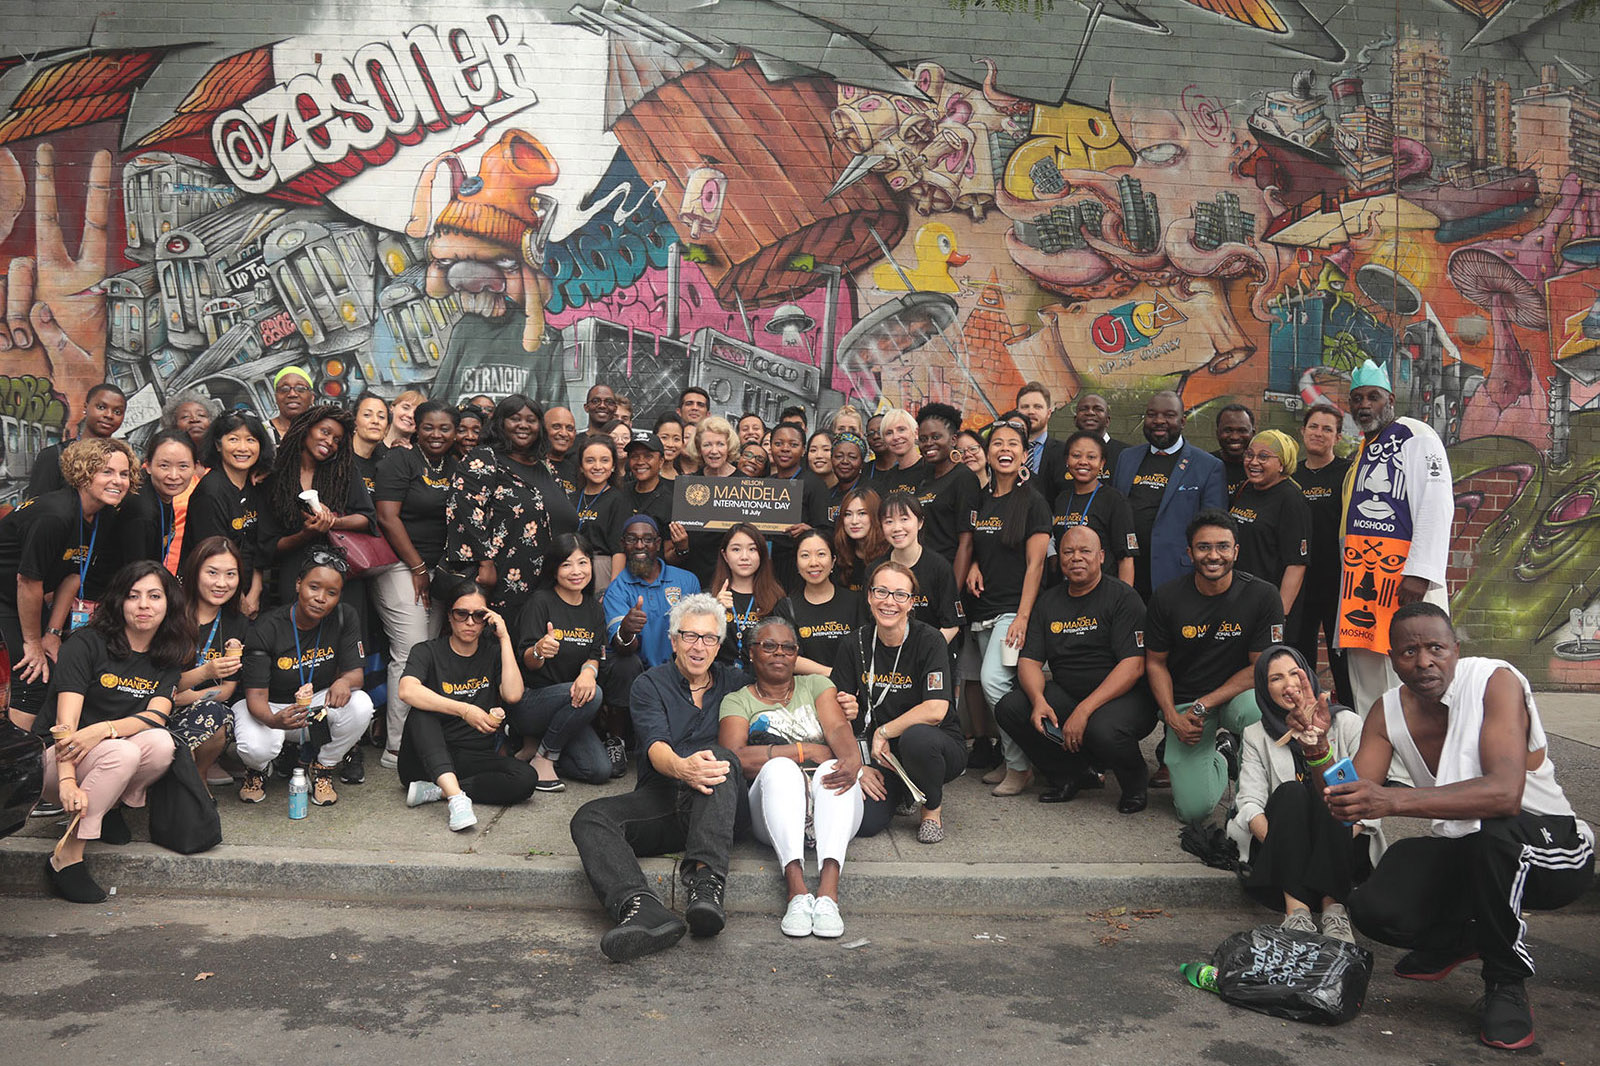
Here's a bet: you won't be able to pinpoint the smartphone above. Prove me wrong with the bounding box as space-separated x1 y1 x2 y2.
1321 757 1357 788
1042 719 1064 744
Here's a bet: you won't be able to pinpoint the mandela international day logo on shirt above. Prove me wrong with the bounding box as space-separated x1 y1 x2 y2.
99 672 159 696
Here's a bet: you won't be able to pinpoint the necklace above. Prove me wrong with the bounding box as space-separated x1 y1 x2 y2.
754 679 796 706
423 450 449 477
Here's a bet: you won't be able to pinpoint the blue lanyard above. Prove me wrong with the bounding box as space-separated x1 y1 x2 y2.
1067 483 1100 526
159 497 176 559
290 605 324 690
195 613 222 666
77 501 99 587
576 486 607 528
732 592 758 657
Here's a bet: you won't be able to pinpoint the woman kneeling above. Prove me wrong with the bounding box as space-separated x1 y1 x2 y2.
719 616 890 939
1227 645 1386 942
397 581 538 830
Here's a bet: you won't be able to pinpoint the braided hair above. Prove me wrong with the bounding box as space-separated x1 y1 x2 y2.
266 404 356 527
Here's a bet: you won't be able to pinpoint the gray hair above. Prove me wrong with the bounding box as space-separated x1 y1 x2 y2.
160 390 219 430
669 592 727 643
750 614 796 643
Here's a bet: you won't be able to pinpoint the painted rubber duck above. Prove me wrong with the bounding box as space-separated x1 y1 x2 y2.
873 222 970 293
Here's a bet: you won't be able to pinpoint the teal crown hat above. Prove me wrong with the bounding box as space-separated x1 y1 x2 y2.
1350 359 1392 393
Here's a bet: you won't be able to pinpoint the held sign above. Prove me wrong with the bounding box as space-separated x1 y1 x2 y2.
672 476 801 534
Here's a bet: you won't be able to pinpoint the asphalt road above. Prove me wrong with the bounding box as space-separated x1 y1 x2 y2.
3 894 1596 1064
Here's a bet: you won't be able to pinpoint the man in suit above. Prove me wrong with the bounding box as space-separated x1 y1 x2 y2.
1113 390 1227 601
1017 381 1068 499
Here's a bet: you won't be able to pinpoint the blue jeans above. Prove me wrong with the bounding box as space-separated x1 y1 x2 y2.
507 682 609 784
974 613 1027 771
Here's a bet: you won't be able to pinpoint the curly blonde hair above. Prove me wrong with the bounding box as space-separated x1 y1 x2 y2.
58 437 143 492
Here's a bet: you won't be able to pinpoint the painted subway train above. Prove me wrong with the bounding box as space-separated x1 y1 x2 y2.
121 152 242 263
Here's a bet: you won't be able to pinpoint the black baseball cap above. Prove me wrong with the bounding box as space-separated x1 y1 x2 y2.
626 429 664 455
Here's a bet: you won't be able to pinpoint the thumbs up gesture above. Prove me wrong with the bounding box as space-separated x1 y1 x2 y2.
534 621 561 659
623 594 648 636
717 580 734 610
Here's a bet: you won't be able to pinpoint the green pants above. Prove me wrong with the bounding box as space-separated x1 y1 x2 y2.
1163 691 1261 823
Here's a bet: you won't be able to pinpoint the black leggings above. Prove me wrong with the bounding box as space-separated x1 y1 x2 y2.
886 724 967 810
0 604 50 720
1243 779 1371 910
397 710 538 806
1349 813 1594 983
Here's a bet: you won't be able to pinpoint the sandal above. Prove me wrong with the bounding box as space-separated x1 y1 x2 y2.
917 818 945 844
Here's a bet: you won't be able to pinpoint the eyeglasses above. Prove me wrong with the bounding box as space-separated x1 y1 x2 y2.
752 640 799 656
868 585 913 604
675 630 723 647
277 384 312 395
450 609 490 623
622 533 660 546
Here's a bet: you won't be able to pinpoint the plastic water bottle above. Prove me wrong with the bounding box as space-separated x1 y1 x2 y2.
288 767 309 820
1180 962 1219 993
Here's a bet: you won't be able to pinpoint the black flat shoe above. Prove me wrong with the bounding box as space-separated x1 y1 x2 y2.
1039 774 1103 803
48 858 108 904
99 807 132 845
1116 790 1149 814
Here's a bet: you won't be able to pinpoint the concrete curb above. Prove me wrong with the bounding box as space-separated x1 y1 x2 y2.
0 838 1239 914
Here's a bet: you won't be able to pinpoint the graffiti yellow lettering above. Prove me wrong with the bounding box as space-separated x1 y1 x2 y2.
1003 101 1133 201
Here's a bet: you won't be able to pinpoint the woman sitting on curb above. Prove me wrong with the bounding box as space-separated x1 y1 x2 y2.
398 580 538 830
36 561 191 903
718 615 890 939
1226 644 1386 942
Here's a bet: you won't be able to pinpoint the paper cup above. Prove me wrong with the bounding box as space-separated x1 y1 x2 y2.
298 488 321 511
1000 642 1019 668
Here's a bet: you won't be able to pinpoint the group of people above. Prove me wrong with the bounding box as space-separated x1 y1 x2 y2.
1 363 1590 1051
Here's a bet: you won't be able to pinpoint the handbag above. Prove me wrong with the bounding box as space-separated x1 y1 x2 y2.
0 715 45 840
141 721 222 854
328 527 399 578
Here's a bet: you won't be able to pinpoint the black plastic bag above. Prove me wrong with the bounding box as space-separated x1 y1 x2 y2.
146 733 222 854
0 716 45 840
1212 924 1373 1024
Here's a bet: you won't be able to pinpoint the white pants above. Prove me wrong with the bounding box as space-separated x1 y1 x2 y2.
232 688 374 770
1345 648 1397 720
748 757 864 872
370 562 441 749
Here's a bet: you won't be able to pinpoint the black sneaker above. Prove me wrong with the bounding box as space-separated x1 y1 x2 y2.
339 746 366 784
1215 729 1240 781
1395 945 1480 981
1479 980 1535 1049
683 869 727 937
600 893 687 962
273 741 301 779
31 800 66 818
605 734 627 779
966 737 1002 771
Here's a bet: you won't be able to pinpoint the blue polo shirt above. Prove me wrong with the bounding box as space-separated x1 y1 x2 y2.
603 560 701 668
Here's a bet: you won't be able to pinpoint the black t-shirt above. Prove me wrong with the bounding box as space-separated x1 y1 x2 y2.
1126 449 1180 596
515 588 604 686
825 477 864 527
550 452 581 498
352 444 388 499
1022 576 1146 697
572 485 629 557
26 442 66 498
240 602 365 703
915 463 980 565
1051 482 1137 576
871 461 925 500
968 486 1053 622
625 480 674 533
190 607 251 671
776 586 861 670
870 551 962 632
1213 451 1247 503
375 448 457 566
0 488 121 608
1230 479 1312 591
121 487 179 565
34 626 181 734
255 473 376 601
712 589 775 667
182 468 266 571
1295 457 1352 579
831 620 960 740
1146 571 1285 704
403 635 504 748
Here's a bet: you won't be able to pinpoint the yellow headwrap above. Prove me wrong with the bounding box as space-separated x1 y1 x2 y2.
1251 429 1299 474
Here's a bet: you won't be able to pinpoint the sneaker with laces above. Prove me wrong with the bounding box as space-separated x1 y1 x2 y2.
446 793 477 831
600 893 687 962
1280 909 1318 934
309 765 339 806
1320 903 1355 944
406 780 444 806
238 769 267 804
379 749 399 770
1479 979 1535 1049
683 870 727 937
339 746 366 784
780 893 815 937
811 896 845 938
604 734 627 779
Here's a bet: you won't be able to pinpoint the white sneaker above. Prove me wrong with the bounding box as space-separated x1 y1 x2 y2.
380 749 399 770
780 893 815 937
406 780 443 807
811 896 844 938
447 793 477 831
1321 903 1355 944
1280 909 1318 934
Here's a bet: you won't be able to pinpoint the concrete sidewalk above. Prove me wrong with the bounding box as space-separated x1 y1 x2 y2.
4 695 1596 914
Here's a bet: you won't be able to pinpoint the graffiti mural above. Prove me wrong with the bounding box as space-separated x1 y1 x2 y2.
3 0 1600 682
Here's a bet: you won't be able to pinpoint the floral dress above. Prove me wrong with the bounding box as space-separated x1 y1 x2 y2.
442 446 554 615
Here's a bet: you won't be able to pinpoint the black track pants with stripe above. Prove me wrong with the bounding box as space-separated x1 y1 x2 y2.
1349 813 1595 983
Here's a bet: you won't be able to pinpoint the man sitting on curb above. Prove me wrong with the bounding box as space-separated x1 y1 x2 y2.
1333 603 1595 1051
569 593 747 962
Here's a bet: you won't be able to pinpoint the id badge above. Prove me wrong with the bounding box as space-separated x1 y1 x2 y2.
69 598 96 631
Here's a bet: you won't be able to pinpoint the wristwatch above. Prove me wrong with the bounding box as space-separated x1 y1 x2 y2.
1190 700 1208 719
46 627 65 637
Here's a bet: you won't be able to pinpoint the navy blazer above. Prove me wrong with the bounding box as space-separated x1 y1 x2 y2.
1026 435 1069 501
1112 440 1227 589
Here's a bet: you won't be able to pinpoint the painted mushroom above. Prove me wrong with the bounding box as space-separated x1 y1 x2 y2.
1447 244 1546 412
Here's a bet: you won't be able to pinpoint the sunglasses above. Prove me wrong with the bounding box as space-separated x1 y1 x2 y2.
450 609 490 624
